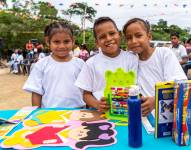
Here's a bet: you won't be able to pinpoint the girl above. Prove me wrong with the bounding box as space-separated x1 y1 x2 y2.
123 18 187 116
23 22 85 108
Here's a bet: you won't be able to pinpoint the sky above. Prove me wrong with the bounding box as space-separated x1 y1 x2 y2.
6 0 191 30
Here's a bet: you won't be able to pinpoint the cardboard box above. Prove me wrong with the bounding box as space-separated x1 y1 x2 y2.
155 81 174 138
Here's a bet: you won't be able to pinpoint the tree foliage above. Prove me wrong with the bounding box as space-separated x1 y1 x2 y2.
0 1 190 57
151 19 190 41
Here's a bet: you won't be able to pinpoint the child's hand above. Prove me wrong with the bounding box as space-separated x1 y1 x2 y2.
97 97 109 113
140 96 155 117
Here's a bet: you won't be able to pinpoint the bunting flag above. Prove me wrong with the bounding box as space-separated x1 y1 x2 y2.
183 4 187 8
119 4 124 7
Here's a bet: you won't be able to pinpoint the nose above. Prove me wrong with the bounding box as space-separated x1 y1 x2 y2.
131 36 137 43
60 43 66 48
106 34 112 41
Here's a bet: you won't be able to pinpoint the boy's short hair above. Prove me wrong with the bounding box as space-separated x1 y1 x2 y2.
170 32 179 38
93 17 118 39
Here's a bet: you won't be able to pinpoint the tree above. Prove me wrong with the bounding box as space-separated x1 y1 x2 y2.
66 2 97 44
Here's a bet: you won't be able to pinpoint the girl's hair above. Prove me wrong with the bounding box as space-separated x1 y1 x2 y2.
75 122 115 149
186 38 191 44
93 17 118 39
45 22 73 43
123 18 150 35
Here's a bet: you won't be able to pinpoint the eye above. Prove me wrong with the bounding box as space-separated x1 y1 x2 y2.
64 39 71 44
109 31 115 36
52 40 60 44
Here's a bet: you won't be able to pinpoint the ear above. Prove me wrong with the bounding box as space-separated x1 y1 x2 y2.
148 32 152 41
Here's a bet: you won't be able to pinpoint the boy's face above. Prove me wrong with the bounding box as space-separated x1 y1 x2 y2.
171 36 179 46
95 21 120 57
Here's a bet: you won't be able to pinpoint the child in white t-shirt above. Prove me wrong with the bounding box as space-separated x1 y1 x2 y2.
23 22 85 108
75 17 138 112
123 18 187 116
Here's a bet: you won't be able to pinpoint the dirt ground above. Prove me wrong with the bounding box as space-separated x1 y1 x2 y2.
0 67 31 110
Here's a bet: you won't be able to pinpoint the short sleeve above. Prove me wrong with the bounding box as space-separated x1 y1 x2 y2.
163 48 187 81
75 63 94 92
180 45 188 58
23 64 44 95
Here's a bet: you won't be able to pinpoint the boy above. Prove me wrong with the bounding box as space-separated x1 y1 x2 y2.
75 17 138 112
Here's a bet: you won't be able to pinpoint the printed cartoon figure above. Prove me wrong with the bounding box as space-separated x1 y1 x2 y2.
104 68 136 97
23 110 104 127
59 122 116 149
1 121 116 150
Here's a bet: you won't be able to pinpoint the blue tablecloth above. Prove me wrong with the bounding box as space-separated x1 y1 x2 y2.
0 109 190 150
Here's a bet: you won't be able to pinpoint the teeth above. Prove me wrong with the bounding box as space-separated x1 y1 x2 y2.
107 43 113 46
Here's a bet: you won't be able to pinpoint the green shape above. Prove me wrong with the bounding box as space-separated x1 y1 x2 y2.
104 68 136 124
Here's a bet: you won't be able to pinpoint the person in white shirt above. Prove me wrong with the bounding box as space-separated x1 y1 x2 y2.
170 32 188 65
123 18 187 116
75 17 138 112
23 22 85 108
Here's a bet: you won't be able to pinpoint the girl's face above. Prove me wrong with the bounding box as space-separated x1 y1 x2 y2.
95 21 120 57
49 31 74 61
124 22 151 55
68 126 89 140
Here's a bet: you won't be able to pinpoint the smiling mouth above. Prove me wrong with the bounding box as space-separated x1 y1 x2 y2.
106 43 115 47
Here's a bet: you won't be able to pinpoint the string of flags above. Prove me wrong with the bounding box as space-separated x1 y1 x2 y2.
65 2 191 8
1 1 190 9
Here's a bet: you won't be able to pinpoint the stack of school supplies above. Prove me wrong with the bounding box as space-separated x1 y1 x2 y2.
172 80 191 146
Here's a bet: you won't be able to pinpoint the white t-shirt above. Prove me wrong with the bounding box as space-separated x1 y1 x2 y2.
138 47 187 97
75 50 138 100
23 55 85 108
38 52 46 60
170 44 188 61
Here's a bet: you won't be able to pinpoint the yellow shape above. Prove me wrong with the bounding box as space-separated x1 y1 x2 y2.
2 128 40 148
24 110 73 126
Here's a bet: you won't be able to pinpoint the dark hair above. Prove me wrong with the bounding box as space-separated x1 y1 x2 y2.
75 122 115 149
45 22 73 43
170 32 179 38
93 17 118 39
186 38 191 44
80 44 87 50
44 24 51 37
123 18 150 36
